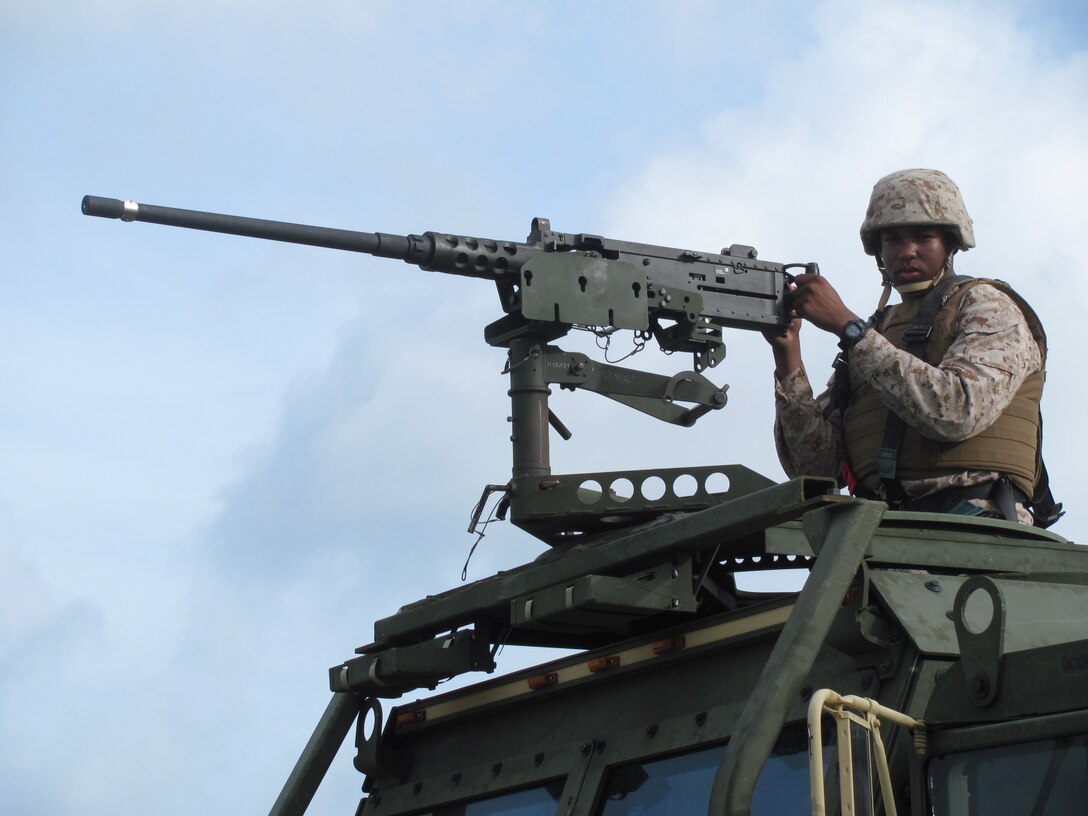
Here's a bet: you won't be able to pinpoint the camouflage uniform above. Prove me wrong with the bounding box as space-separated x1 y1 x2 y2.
773 283 1043 523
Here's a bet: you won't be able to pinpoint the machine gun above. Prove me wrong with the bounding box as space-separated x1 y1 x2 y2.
82 195 818 544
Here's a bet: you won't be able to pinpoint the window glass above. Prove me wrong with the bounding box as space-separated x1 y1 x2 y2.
848 718 875 816
597 744 722 816
928 733 1088 815
423 779 564 816
596 722 826 816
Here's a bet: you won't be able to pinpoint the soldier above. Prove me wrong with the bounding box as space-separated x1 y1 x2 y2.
765 168 1060 525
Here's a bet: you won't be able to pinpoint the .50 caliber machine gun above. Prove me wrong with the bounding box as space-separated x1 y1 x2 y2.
82 195 818 544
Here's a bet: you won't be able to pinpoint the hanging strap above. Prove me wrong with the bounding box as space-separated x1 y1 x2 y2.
1029 422 1064 528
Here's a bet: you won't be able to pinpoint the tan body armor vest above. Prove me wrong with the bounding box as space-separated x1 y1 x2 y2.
843 279 1046 498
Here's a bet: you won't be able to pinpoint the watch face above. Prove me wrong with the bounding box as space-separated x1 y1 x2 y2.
843 321 863 340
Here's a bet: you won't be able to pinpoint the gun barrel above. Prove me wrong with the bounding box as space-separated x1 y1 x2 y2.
79 194 428 257
81 196 531 280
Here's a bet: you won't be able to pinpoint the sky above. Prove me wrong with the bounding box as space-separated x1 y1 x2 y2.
2 1 1086 813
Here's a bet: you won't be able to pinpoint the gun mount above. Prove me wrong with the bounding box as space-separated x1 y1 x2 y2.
82 195 817 544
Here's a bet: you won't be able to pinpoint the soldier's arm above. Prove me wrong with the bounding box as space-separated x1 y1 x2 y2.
772 367 843 479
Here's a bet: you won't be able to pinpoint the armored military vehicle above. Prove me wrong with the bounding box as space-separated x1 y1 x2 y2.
83 196 1088 815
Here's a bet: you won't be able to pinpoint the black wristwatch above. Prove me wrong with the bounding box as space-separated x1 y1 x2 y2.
838 319 868 350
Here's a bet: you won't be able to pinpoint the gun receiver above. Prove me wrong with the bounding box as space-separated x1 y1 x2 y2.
82 194 818 543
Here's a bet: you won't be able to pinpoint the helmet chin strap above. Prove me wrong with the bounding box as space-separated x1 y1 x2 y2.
895 269 947 295
875 278 893 312
875 252 956 311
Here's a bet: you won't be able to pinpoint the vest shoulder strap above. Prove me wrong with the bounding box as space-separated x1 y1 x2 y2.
877 275 972 495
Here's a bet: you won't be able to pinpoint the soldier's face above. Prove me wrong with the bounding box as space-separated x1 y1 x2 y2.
880 226 949 287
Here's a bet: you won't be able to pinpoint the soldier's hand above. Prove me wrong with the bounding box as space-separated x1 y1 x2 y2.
764 285 803 377
789 274 860 336
762 315 801 350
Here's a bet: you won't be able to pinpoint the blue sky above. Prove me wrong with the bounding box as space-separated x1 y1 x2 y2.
2 1 1087 814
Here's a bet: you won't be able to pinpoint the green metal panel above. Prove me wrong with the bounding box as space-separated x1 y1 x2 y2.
519 253 647 329
510 560 696 631
508 464 773 543
926 640 1088 723
870 572 1088 657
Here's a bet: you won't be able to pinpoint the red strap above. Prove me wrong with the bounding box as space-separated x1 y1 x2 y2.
840 460 857 496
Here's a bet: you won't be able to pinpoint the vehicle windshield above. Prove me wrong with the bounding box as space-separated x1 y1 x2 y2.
596 722 821 815
423 779 564 816
927 733 1088 815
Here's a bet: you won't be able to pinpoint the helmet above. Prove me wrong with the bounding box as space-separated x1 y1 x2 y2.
860 169 975 257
